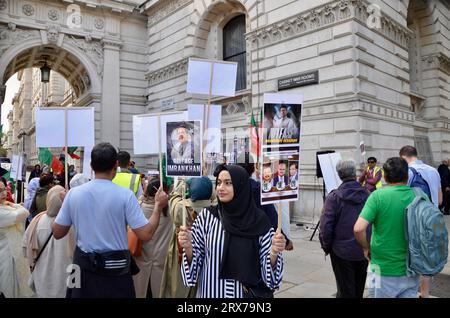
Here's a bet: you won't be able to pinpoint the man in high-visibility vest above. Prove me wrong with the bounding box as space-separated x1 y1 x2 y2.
358 157 383 193
112 151 143 197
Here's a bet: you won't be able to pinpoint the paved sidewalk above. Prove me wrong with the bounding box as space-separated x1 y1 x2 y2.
276 216 450 298
276 223 337 298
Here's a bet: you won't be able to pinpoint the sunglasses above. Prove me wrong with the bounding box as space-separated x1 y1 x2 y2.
368 161 375 164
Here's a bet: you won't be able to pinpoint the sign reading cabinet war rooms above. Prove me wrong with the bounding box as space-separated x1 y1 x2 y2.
278 70 319 91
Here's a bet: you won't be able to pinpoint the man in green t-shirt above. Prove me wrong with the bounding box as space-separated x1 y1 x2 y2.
354 157 419 298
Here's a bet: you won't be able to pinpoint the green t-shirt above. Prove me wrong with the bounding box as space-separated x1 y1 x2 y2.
360 185 415 276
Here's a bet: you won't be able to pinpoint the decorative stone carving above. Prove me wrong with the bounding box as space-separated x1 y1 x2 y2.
0 25 40 56
0 0 7 11
422 54 450 74
22 4 34 16
48 9 59 21
147 0 191 26
323 5 336 24
309 10 321 29
338 0 351 19
247 0 412 50
225 103 240 116
46 25 60 44
82 73 91 88
146 58 188 86
102 38 123 49
66 36 104 76
94 18 104 30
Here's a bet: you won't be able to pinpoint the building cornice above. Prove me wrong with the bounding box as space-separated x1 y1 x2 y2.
246 0 413 51
142 0 192 27
145 58 188 87
422 53 450 75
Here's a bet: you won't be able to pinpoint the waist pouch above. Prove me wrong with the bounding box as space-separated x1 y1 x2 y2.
74 246 138 276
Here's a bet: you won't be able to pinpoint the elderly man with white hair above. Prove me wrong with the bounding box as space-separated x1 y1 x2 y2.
319 159 371 298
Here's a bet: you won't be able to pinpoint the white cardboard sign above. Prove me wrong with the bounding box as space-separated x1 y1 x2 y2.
318 152 343 194
186 58 237 97
187 104 222 153
10 155 24 181
133 112 187 155
35 108 95 147
35 107 94 178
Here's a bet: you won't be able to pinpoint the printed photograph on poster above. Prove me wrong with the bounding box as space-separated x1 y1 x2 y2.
260 153 299 205
263 103 302 147
166 120 202 177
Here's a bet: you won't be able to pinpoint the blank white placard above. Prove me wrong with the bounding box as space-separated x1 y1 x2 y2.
186 59 237 97
10 155 23 181
187 104 222 153
83 146 93 178
211 62 237 97
67 108 95 147
133 112 187 155
186 59 212 95
133 116 158 154
318 152 343 194
35 108 95 148
35 108 65 147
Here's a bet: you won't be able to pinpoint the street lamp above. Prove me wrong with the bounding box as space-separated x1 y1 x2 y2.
40 61 50 83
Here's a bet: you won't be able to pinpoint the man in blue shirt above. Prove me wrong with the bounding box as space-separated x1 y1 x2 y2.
399 145 442 299
52 143 168 298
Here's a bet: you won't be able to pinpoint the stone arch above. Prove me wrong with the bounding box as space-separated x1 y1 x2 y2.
0 30 102 105
188 0 250 59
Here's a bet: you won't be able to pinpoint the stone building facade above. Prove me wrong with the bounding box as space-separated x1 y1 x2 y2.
1 0 449 222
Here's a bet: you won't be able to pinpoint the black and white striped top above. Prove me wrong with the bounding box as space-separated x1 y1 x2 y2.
181 209 284 298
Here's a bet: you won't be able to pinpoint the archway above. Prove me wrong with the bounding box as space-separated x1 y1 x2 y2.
0 24 102 105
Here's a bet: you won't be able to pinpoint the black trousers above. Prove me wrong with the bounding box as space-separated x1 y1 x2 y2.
66 269 135 298
440 190 450 214
330 251 368 298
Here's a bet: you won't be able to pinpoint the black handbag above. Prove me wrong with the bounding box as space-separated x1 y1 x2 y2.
242 280 274 298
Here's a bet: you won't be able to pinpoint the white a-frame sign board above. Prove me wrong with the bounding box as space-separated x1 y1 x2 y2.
35 107 95 182
186 58 238 98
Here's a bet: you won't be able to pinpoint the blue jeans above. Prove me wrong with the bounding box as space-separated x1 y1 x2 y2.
367 272 420 298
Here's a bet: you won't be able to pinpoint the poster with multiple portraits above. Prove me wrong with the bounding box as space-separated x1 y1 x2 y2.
261 93 303 205
165 120 202 177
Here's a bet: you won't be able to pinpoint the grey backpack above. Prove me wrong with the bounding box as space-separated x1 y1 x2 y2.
405 188 448 276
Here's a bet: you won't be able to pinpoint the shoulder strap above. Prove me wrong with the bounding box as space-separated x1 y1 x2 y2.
32 233 53 271
129 174 137 192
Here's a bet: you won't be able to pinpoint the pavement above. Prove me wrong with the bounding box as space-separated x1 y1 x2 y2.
275 215 450 298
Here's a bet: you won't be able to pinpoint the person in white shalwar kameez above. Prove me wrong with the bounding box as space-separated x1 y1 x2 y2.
23 185 75 298
0 181 33 298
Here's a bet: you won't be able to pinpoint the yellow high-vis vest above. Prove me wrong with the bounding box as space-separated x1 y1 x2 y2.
363 166 383 189
112 172 141 195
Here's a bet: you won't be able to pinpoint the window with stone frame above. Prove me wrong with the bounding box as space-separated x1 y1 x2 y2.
414 135 433 165
223 15 246 91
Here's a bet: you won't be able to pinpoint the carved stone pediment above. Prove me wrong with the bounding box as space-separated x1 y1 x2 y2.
65 35 104 76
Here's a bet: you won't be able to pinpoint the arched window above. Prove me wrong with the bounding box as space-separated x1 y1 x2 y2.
223 15 246 91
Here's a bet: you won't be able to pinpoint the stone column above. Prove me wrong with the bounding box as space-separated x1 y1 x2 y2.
101 38 122 147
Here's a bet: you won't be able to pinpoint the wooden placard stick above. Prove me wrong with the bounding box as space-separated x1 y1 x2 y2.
182 179 187 227
157 115 163 185
64 109 69 191
277 202 282 234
